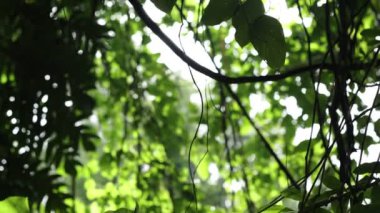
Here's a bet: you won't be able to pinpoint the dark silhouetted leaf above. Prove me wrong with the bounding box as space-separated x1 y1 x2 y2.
322 174 340 190
361 28 380 40
371 185 380 204
281 186 301 201
151 0 176 13
354 162 380 174
232 0 265 47
201 0 239 26
352 204 380 213
82 133 98 151
249 15 286 68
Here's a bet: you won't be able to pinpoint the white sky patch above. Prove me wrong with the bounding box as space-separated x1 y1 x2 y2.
143 1 165 20
317 0 327 7
266 1 301 25
351 144 380 163
147 23 214 89
132 30 143 45
280 97 302 119
197 123 208 137
249 93 270 117
293 124 320 145
225 28 235 44
208 163 220 184
315 83 330 96
223 179 245 193
190 92 203 105
358 86 380 120
144 1 220 90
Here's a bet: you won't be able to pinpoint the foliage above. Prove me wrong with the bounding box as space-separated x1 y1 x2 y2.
0 0 380 212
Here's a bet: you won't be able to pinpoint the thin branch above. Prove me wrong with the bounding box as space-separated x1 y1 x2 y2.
223 85 300 189
303 178 380 211
128 0 331 84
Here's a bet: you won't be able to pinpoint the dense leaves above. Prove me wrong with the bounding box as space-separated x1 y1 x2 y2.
0 0 104 210
1 0 380 212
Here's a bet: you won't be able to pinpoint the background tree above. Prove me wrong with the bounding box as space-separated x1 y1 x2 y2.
0 0 380 212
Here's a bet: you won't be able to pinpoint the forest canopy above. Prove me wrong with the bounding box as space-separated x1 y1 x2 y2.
1 0 380 212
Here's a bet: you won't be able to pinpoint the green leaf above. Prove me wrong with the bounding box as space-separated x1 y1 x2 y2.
312 190 336 203
151 0 176 13
280 207 296 213
249 15 286 68
242 0 265 23
232 8 250 47
281 186 301 201
375 120 380 136
373 0 380 11
371 185 380 204
100 153 114 169
356 115 369 130
312 208 331 213
357 133 376 152
105 208 133 213
332 197 349 213
264 205 288 213
352 204 380 213
82 133 98 151
65 160 78 176
357 175 372 188
354 162 380 174
201 0 239 26
0 196 29 213
322 174 340 190
361 28 380 40
232 0 265 47
293 140 314 153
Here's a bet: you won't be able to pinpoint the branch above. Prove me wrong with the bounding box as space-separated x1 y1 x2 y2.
224 85 300 189
128 0 327 84
303 178 380 211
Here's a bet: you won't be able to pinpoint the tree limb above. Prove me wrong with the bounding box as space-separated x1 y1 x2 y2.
128 0 329 84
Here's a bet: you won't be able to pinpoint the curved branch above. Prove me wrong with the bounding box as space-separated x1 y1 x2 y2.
128 0 326 84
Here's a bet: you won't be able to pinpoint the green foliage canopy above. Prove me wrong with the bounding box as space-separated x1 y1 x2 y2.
0 0 380 212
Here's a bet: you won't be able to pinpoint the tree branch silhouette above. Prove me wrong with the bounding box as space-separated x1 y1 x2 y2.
129 0 334 84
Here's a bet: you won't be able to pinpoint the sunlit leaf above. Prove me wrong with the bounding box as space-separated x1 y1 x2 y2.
105 207 133 213
0 196 29 213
